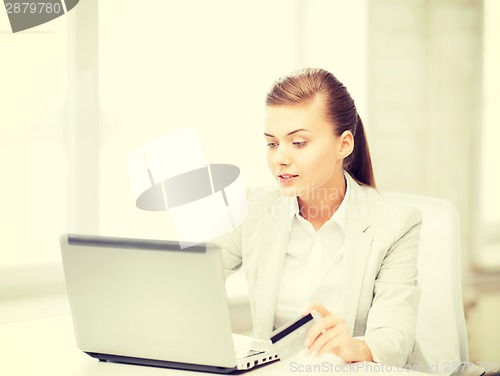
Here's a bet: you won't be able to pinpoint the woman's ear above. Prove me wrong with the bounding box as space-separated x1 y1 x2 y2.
338 130 354 158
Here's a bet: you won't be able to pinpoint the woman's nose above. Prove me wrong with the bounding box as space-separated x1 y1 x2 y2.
273 144 291 166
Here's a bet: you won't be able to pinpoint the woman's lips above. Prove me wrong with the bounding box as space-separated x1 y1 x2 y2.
278 174 298 184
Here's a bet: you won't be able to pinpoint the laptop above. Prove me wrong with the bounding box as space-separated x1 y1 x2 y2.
60 233 278 373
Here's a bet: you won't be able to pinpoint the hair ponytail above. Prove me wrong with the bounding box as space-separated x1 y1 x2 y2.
344 114 376 188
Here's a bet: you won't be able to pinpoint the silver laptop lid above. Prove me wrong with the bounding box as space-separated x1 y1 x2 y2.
60 234 237 368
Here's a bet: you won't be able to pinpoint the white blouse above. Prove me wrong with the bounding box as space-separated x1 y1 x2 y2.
273 177 350 329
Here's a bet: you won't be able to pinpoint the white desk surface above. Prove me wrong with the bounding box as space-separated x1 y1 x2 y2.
0 315 431 376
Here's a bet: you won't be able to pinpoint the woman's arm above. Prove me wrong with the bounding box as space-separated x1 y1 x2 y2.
304 210 422 366
359 219 422 366
211 224 243 278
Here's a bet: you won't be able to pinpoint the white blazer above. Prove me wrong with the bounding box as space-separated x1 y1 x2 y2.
214 173 424 367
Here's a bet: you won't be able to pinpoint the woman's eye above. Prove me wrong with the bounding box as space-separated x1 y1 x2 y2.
292 141 306 148
267 142 278 149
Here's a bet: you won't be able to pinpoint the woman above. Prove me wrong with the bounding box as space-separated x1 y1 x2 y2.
216 68 423 367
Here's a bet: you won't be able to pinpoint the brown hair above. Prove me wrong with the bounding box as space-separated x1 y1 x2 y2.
265 68 376 188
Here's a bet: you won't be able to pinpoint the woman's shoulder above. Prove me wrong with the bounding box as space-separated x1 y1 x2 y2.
377 196 422 229
369 194 423 244
374 193 422 221
349 179 422 232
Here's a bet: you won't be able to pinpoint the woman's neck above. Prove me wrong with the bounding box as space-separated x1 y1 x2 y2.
297 177 346 231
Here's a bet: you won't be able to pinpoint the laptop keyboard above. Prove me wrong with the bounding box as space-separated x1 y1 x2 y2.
234 348 265 359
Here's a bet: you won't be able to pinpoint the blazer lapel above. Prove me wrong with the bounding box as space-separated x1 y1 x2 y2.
342 175 375 334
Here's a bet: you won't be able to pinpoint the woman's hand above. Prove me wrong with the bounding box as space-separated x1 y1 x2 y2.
304 303 373 363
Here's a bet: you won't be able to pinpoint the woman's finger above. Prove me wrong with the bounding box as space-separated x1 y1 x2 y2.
307 317 346 354
305 302 331 317
304 314 340 349
315 325 348 355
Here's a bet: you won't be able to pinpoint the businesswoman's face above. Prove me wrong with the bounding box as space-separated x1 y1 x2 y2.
264 96 352 199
